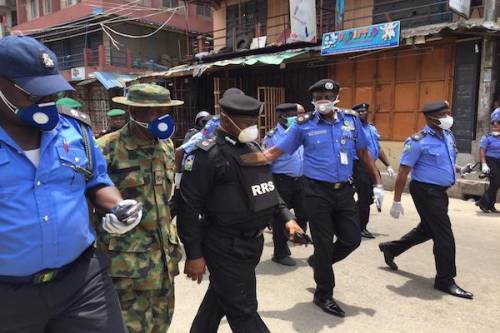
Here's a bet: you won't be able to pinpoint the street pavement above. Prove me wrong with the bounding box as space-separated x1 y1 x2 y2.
169 192 500 333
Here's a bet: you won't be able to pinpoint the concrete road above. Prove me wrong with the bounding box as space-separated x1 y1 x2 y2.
169 193 500 333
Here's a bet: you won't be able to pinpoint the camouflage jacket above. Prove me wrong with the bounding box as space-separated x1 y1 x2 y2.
95 125 182 290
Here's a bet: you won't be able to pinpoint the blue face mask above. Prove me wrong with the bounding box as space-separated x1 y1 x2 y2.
132 114 175 140
17 102 60 131
286 116 297 127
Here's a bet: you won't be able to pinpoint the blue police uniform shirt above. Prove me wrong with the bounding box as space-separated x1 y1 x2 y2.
181 116 220 155
0 116 113 276
400 125 457 187
277 111 368 183
363 122 381 161
262 124 303 177
480 134 500 159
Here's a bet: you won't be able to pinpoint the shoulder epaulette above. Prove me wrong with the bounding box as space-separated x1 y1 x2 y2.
411 131 426 141
58 106 92 127
195 136 217 151
297 112 313 125
266 129 276 137
342 109 359 117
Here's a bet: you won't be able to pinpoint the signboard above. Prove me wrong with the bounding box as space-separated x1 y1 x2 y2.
70 67 86 81
449 0 471 19
321 21 400 56
288 0 317 43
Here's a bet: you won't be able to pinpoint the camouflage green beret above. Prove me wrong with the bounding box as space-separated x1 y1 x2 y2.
112 83 184 108
56 97 82 109
107 109 127 117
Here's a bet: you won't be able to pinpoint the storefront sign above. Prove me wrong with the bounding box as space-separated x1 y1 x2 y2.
449 0 471 19
321 21 400 56
288 0 317 43
70 67 86 81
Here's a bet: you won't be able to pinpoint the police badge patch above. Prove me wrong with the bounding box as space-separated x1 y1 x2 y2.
403 143 411 152
184 155 195 171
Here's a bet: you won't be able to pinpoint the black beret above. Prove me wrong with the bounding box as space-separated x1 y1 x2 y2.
220 94 263 116
308 79 340 94
422 101 449 114
352 103 369 112
276 103 297 113
222 87 244 98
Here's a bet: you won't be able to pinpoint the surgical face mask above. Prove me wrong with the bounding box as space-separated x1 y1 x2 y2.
223 113 259 143
433 115 454 130
287 116 297 127
0 90 60 131
131 114 175 140
491 131 500 136
312 98 340 115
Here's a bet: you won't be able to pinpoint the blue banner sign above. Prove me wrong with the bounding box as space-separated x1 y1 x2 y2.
321 21 400 56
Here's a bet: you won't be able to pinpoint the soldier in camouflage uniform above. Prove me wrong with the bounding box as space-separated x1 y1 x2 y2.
95 84 183 333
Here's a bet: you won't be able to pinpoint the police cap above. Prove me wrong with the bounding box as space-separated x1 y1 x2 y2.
222 87 244 98
276 103 297 113
220 94 263 116
195 110 211 123
492 109 500 122
422 101 449 114
308 79 340 94
352 103 369 112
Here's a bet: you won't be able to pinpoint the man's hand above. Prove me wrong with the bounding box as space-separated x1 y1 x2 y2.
102 200 143 235
390 201 405 219
386 166 395 178
373 184 384 209
184 258 206 284
285 220 304 241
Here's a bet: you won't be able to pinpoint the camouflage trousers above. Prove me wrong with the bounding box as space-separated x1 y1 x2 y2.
116 280 175 333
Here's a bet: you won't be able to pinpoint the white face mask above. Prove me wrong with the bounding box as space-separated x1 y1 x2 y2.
312 98 340 115
238 125 259 143
435 116 454 130
491 131 500 136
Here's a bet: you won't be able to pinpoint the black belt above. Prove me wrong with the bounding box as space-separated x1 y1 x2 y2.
273 173 302 182
210 225 266 239
0 246 93 285
412 180 450 191
308 178 352 190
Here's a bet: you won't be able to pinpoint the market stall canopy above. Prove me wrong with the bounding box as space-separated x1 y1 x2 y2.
91 72 139 90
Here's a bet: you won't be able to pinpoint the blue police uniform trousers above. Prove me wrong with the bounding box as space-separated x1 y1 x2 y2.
0 247 127 333
478 156 500 209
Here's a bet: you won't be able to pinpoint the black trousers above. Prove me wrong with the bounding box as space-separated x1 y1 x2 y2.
479 156 500 209
190 228 270 333
272 174 308 259
0 247 127 333
384 181 457 287
353 161 374 230
305 178 361 300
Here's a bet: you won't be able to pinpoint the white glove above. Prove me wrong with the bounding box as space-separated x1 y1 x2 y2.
390 201 405 219
482 163 491 174
386 166 395 178
175 172 183 189
102 199 143 235
373 184 384 208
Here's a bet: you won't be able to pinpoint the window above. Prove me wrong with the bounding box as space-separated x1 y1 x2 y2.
60 0 78 9
43 0 51 15
26 0 39 20
226 0 267 50
162 0 179 8
196 4 212 18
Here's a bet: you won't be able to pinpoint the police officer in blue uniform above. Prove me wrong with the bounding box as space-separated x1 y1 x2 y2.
379 101 473 299
263 103 308 266
0 36 143 332
352 103 395 239
256 79 384 317
178 93 304 333
476 111 500 212
183 110 212 144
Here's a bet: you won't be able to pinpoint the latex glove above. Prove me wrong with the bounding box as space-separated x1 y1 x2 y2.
482 163 491 174
390 201 405 219
386 166 395 178
102 200 143 235
175 172 183 189
373 184 384 209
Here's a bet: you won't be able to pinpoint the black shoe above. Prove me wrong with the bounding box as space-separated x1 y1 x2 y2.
313 297 345 317
434 283 473 300
378 242 398 271
490 206 498 213
361 229 375 239
307 255 314 268
272 256 296 266
476 201 491 213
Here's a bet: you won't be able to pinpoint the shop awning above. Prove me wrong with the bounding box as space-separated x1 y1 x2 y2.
92 72 139 90
138 48 311 81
